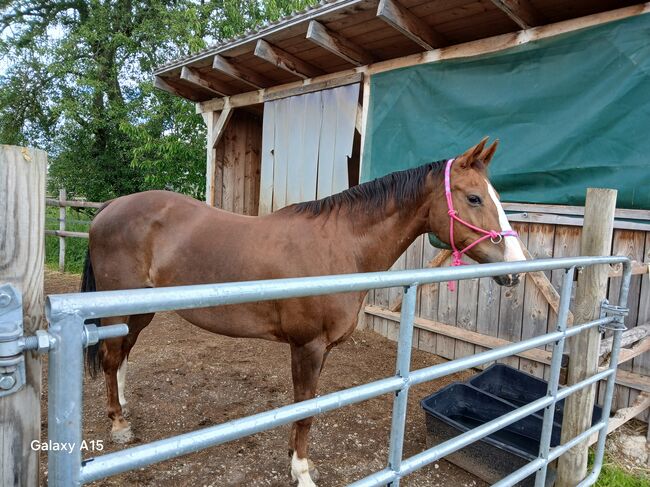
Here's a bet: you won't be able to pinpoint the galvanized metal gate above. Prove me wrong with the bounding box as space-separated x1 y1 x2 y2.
0 256 632 486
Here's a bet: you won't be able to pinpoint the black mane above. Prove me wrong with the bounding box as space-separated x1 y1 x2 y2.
292 160 445 216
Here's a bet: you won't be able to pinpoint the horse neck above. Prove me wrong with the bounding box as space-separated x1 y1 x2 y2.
346 193 435 273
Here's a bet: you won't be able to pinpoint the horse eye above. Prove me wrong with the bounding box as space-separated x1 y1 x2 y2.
468 194 482 206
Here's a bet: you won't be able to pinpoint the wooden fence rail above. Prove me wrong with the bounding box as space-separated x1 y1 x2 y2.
45 189 102 271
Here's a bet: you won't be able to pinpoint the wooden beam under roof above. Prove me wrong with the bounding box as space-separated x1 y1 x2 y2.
376 0 447 50
180 67 231 96
306 20 374 67
254 39 324 79
491 0 545 29
153 75 205 101
212 55 271 89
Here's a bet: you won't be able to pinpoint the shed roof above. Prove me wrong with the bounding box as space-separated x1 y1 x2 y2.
153 0 641 103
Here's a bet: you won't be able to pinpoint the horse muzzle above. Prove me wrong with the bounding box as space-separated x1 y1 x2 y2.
493 273 520 287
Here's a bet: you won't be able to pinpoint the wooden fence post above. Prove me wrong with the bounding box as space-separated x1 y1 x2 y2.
556 188 617 486
0 145 46 487
58 188 66 272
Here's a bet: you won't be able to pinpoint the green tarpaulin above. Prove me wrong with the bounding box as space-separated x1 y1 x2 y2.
361 13 650 210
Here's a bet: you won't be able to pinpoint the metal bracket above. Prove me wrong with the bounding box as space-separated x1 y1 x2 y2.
0 284 26 396
599 299 629 332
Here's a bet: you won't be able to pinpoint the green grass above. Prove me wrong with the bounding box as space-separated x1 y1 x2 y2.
45 206 94 274
590 452 650 487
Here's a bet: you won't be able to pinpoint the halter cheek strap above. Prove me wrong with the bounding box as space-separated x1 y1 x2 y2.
444 158 518 291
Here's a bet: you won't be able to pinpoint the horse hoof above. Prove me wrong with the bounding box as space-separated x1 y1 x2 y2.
111 425 134 444
307 460 320 482
289 456 319 486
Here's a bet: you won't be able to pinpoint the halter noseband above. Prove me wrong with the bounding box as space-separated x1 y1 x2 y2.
444 158 518 291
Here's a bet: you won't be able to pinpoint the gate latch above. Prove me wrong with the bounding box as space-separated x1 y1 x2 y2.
0 283 129 397
599 299 629 332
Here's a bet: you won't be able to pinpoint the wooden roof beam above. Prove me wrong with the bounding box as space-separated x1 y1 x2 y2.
306 20 374 67
377 0 447 50
254 39 324 79
212 55 271 89
153 75 203 101
180 67 230 96
491 0 545 29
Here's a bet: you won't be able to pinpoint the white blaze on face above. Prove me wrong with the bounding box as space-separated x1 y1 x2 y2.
485 180 527 262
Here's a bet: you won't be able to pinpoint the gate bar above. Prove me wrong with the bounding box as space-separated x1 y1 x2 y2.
349 368 615 487
48 312 85 486
387 284 417 486
535 266 575 487
47 256 629 320
78 315 615 484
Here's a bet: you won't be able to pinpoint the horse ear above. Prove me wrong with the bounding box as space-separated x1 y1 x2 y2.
480 139 499 167
459 137 489 168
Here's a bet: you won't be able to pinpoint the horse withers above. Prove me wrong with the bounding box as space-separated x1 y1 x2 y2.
81 137 525 486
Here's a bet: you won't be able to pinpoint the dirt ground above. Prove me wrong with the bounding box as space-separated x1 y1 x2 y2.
41 270 485 487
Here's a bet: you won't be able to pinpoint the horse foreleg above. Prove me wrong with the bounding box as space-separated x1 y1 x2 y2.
101 313 153 443
102 335 134 444
289 341 327 487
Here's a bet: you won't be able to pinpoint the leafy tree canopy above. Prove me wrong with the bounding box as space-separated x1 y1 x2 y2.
1 0 315 201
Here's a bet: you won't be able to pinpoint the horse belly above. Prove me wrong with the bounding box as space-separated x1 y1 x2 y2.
175 302 283 342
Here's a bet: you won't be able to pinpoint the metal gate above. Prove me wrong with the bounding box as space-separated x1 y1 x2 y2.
0 256 632 486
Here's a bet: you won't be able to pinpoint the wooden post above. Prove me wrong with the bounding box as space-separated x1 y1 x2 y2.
556 188 617 486
0 145 46 487
58 188 66 272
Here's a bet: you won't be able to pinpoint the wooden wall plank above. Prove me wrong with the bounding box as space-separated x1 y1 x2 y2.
497 222 529 368
286 94 307 205
243 115 262 216
631 233 650 420
300 91 322 202
608 230 645 412
316 88 337 199
272 99 289 210
259 102 276 215
437 252 459 360
520 224 555 377
455 257 479 360
387 251 407 341
332 84 359 194
419 242 442 353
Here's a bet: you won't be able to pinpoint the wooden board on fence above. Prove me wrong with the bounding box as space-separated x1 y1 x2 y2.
418 244 443 354
497 223 529 368
387 251 407 341
437 250 459 360
607 230 648 414
520 224 555 378
405 236 424 347
632 232 650 421
547 225 581 380
455 257 479 360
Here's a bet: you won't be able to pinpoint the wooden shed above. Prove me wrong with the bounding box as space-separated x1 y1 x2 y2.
153 0 650 433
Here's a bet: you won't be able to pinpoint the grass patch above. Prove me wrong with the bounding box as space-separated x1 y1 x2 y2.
590 451 650 487
45 206 95 274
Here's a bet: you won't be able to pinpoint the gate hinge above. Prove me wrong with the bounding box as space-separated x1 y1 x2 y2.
599 299 628 332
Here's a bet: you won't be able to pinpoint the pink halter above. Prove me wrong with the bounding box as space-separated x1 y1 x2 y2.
444 158 518 291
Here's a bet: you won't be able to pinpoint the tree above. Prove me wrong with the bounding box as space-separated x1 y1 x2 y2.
1 0 316 201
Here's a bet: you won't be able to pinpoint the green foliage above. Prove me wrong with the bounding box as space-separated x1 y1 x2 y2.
1 0 317 204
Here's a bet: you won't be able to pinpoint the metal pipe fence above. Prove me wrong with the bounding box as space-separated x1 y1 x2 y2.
44 256 631 486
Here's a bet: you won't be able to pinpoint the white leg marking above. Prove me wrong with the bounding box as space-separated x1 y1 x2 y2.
291 451 317 487
117 360 127 408
486 181 527 262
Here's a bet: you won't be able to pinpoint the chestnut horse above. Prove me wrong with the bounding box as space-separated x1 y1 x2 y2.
82 137 525 486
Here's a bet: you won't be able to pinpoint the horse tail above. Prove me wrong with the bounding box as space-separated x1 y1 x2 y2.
81 201 111 378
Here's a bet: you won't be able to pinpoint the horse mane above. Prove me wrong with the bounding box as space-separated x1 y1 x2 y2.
292 159 446 216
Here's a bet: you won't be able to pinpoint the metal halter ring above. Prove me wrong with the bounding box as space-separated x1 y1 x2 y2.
490 234 503 244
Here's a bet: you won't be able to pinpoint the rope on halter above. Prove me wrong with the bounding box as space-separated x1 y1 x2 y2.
443 158 518 291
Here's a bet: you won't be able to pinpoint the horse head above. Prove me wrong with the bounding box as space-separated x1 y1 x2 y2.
428 137 526 286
